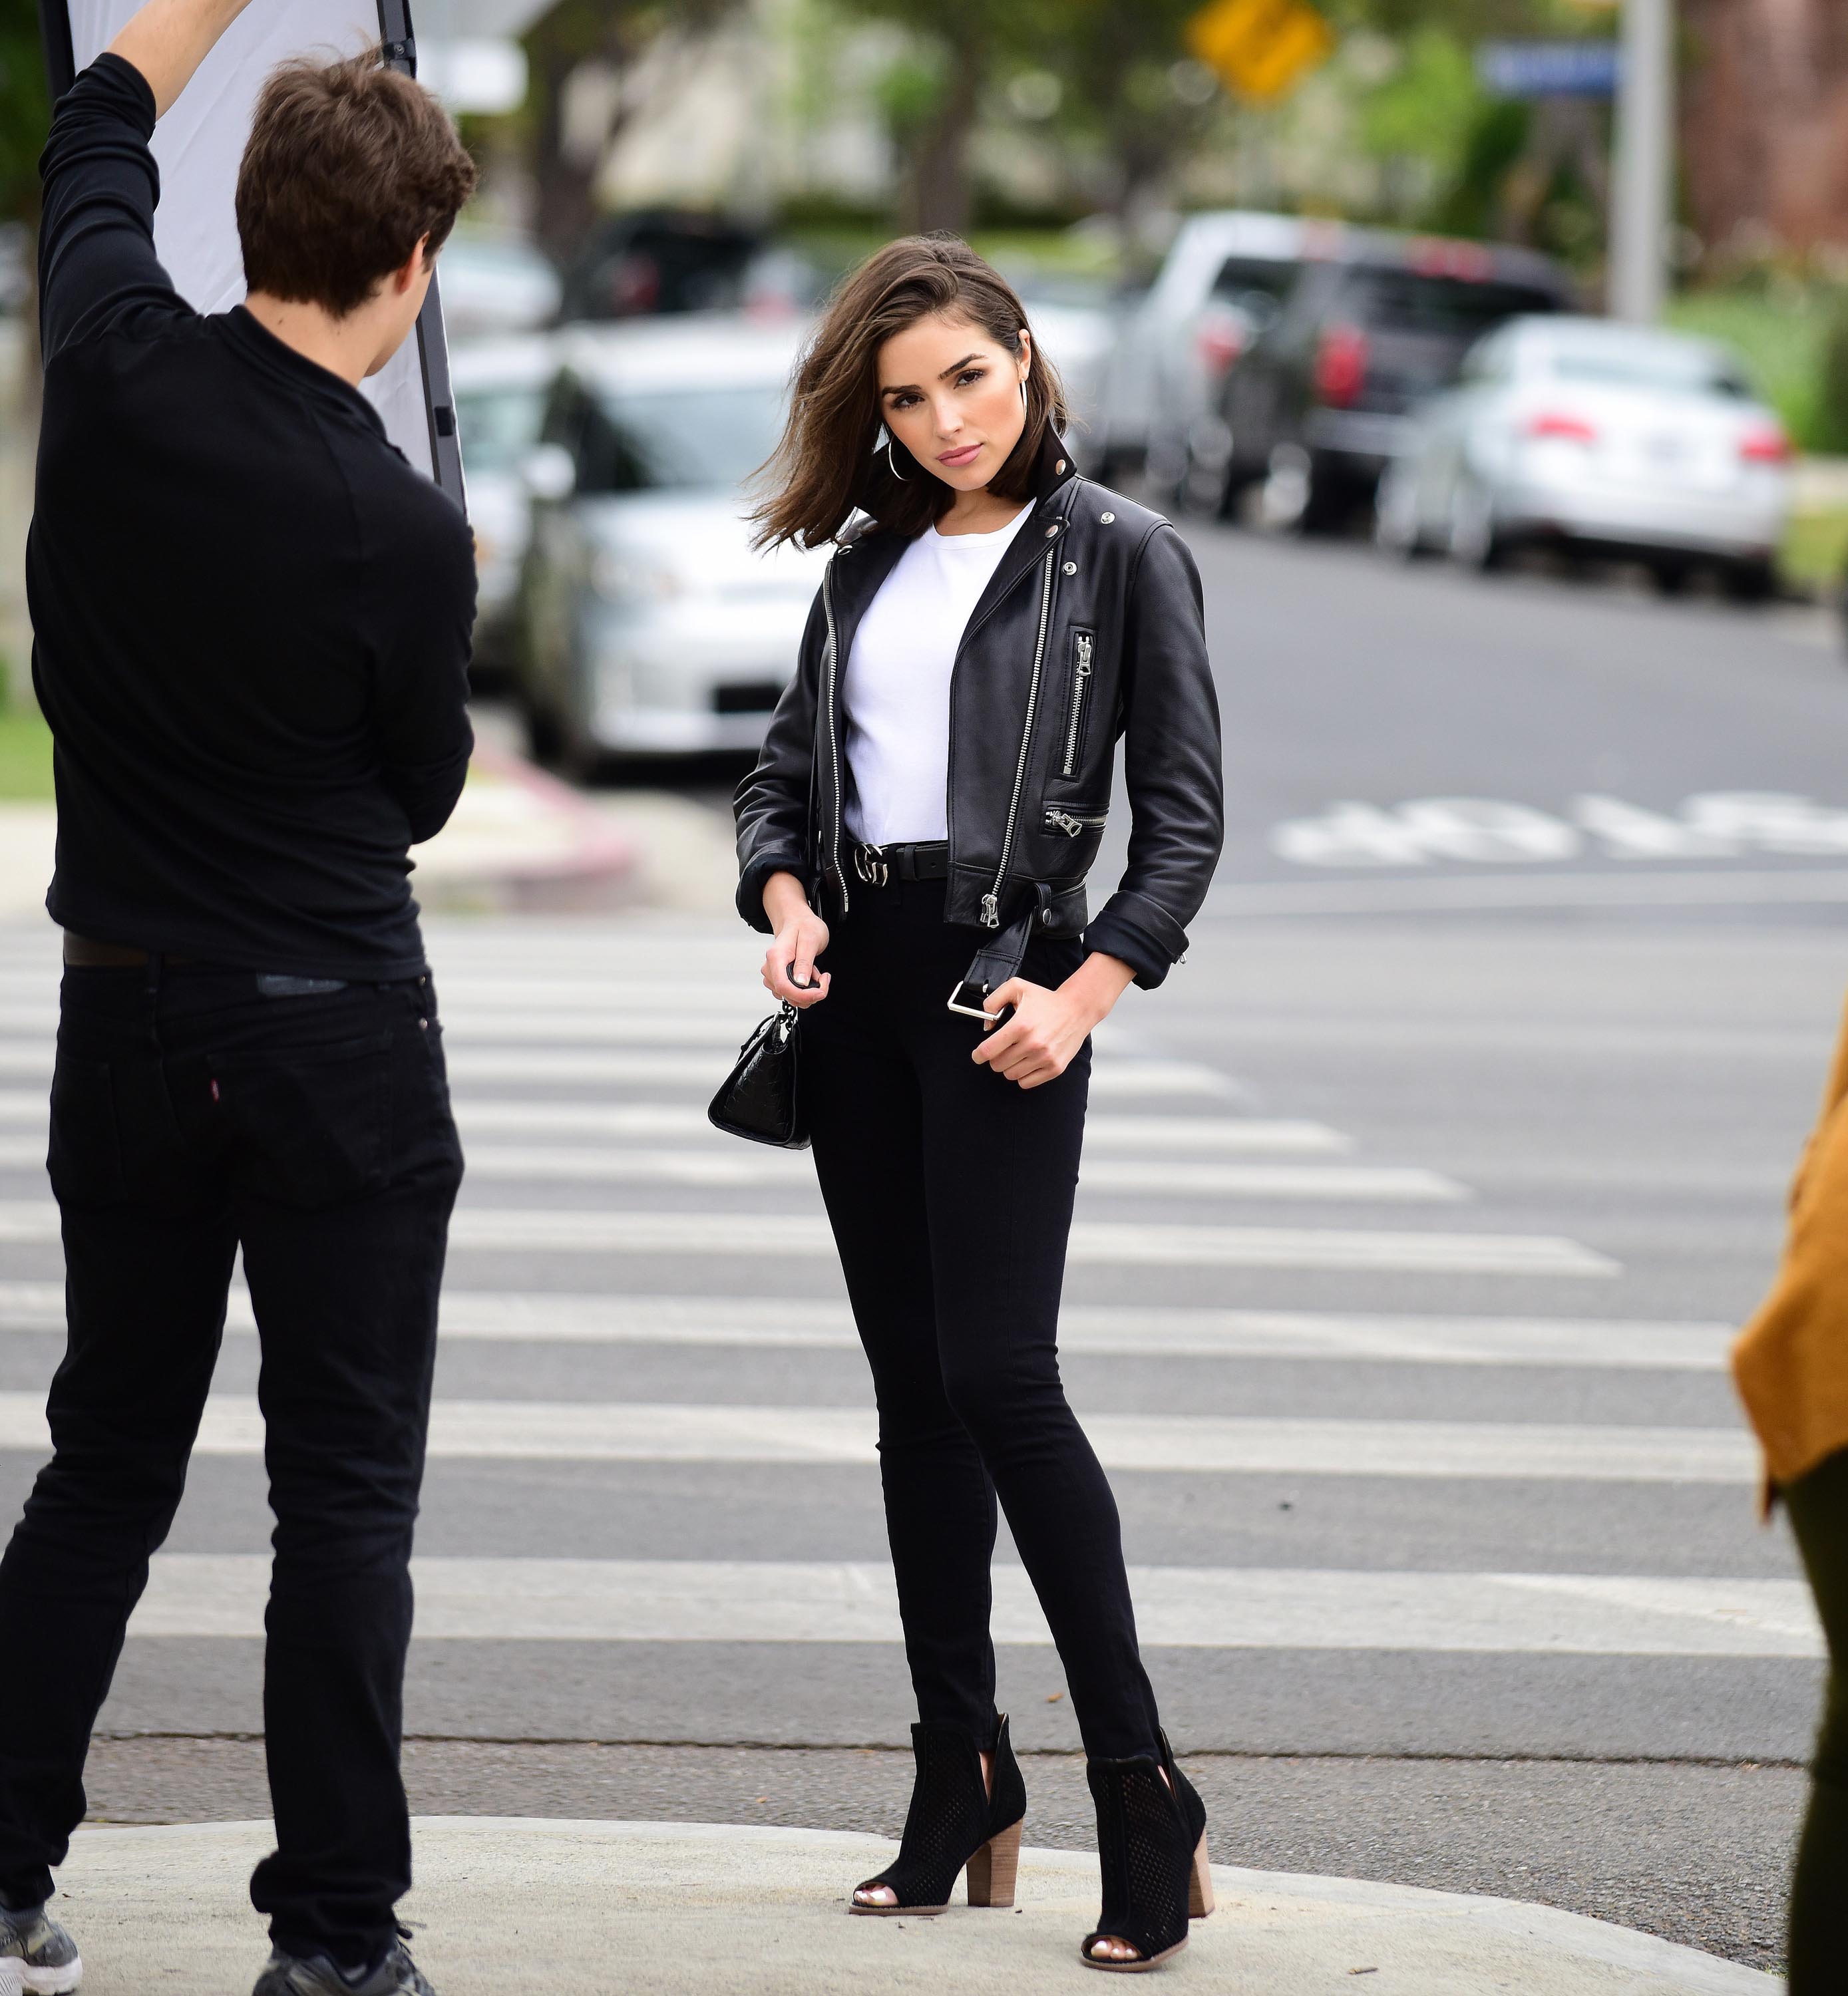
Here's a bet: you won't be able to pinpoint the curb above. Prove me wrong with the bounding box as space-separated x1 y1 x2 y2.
410 743 638 914
55 1817 1775 1995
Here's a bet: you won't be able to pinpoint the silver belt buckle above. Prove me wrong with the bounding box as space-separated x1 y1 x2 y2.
853 844 889 886
946 977 992 1021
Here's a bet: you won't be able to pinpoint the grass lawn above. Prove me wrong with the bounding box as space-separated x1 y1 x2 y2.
0 703 54 802
1666 286 1844 450
1785 506 1848 595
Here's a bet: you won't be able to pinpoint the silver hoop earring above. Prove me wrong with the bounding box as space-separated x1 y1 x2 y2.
1020 378 1029 411
886 438 908 482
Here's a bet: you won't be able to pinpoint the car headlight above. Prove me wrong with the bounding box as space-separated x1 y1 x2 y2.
592 551 684 601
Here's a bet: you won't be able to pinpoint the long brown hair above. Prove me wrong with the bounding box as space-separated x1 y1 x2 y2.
751 234 1067 550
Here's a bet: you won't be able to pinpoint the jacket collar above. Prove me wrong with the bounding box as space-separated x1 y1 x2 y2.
827 428 1080 677
844 422 1079 542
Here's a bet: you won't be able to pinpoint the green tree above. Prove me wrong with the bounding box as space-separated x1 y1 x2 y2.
0 0 50 230
1033 0 1222 229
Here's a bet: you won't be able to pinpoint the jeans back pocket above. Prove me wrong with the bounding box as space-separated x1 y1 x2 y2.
209 1031 394 1209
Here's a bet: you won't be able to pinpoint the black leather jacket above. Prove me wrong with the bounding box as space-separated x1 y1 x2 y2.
733 428 1224 993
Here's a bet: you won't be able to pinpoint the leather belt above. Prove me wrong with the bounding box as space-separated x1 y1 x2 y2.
851 840 948 886
62 931 196 967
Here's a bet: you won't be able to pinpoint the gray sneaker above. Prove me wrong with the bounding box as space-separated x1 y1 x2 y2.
0 1899 82 1994
251 1940 434 1996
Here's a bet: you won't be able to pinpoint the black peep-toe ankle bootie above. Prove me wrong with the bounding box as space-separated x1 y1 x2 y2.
1081 1729 1213 1971
851 1714 1028 1915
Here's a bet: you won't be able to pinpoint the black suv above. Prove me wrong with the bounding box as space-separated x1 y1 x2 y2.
1216 229 1574 531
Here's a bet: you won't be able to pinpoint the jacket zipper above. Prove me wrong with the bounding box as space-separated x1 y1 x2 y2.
821 561 848 914
981 544 1058 927
1060 632 1094 778
1044 808 1107 836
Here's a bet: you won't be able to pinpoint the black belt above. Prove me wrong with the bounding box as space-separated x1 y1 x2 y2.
851 840 949 886
846 847 1055 1024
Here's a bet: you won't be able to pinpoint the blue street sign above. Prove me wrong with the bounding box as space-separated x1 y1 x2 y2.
1477 41 1622 98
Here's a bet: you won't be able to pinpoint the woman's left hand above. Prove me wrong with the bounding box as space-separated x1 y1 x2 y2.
972 953 1136 1089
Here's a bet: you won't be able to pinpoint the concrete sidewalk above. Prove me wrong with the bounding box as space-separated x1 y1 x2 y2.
55 1818 1773 1995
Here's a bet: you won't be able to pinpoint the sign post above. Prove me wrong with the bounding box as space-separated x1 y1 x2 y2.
1610 0 1674 323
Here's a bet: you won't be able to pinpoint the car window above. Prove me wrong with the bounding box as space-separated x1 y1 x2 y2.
1209 255 1298 305
1542 343 1752 398
1459 334 1513 385
455 385 548 478
578 382 788 494
1344 271 1561 338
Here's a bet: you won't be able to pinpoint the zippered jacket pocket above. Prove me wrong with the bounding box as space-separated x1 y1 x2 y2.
1044 808 1108 838
1059 629 1095 778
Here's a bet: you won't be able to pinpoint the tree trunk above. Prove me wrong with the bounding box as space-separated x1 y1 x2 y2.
902 31 986 236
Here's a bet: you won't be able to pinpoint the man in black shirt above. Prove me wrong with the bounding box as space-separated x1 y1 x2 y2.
0 1 478 1991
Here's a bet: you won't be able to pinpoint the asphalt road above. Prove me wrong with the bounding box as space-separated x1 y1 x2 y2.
5 518 1848 1973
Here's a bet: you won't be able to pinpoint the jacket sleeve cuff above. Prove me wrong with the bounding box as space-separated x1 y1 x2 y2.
1083 890 1190 991
737 852 807 932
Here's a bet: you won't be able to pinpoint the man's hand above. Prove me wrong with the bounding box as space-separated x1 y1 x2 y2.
761 870 831 1009
108 0 259 118
971 951 1135 1089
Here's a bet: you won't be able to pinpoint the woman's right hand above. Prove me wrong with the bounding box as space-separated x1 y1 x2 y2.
761 870 831 1007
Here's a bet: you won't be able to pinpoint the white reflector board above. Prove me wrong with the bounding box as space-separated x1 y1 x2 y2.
43 0 465 503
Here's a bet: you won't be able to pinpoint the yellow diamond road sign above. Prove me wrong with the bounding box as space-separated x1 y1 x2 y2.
1188 0 1335 103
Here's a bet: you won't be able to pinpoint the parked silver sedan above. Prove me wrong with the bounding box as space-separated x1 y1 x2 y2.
513 315 827 766
452 334 556 683
1376 316 1793 597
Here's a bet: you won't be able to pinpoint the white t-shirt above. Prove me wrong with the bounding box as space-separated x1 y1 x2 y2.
842 504 1034 846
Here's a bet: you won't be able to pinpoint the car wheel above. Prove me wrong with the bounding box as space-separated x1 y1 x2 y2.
1651 558 1691 597
1447 478 1503 571
1722 557 1776 604
522 693 565 766
1374 468 1431 560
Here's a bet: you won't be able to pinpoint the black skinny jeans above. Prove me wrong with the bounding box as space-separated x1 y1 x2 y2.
801 876 1162 1762
1783 1445 1848 1991
0 959 461 1967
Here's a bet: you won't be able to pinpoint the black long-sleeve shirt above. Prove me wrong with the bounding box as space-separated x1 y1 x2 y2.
29 54 475 979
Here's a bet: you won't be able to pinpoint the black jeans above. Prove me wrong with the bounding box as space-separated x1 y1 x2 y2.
802 876 1162 1762
1783 1446 1848 1991
0 958 462 1967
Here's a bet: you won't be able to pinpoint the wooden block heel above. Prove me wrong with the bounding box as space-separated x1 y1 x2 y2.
1188 1832 1214 1919
966 1818 1023 1908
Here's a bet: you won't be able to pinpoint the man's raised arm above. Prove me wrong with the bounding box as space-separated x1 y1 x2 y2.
107 0 256 118
38 0 254 363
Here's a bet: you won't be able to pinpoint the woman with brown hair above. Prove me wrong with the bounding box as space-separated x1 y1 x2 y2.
734 235 1224 1969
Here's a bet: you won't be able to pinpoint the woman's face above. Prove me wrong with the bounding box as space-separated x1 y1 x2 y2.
876 313 1031 493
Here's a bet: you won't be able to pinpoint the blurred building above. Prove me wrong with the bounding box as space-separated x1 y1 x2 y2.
1683 0 1848 268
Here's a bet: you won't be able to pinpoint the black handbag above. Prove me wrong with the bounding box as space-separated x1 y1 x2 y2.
708 1001 809 1148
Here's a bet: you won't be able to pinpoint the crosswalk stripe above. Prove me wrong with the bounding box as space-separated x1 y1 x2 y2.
446 1148 1468 1201
0 1281 1727 1367
445 1050 1239 1096
0 1285 1728 1367
0 1393 1748 1478
0 1137 1453 1200
0 1095 1354 1155
439 1209 1614 1273
453 1106 1356 1156
122 1554 1818 1655
0 1202 1612 1269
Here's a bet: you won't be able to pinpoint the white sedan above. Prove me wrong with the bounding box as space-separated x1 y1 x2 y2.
514 315 829 766
1377 315 1792 598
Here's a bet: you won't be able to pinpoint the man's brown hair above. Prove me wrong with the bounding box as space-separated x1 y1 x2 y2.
236 51 477 317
